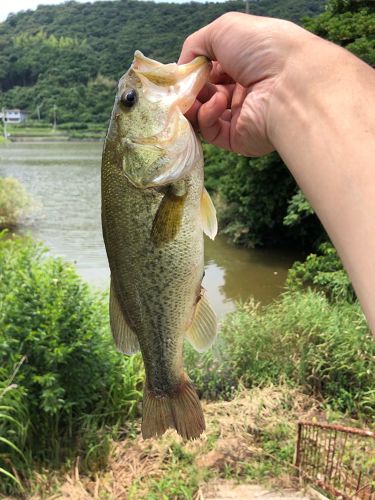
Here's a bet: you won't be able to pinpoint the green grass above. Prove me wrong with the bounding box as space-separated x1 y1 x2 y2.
5 122 105 140
6 125 65 136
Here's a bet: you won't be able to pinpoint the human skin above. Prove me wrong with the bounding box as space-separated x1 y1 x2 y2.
179 12 375 335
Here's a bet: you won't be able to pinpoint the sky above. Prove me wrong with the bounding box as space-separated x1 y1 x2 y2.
0 0 227 22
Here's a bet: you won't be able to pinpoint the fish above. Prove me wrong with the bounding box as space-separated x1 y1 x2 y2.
101 50 218 440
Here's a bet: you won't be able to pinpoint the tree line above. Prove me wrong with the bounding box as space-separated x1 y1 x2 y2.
0 0 325 124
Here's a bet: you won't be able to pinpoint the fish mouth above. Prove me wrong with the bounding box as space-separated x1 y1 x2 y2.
132 51 211 114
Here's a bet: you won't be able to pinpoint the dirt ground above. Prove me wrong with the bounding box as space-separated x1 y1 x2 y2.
29 386 325 499
200 481 311 499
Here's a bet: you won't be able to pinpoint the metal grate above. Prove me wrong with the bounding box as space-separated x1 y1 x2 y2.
296 421 375 499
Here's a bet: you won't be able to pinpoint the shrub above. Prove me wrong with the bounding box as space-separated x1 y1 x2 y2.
287 242 356 302
0 178 39 229
0 234 143 493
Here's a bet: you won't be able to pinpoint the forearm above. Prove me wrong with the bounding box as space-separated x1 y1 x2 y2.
269 38 375 333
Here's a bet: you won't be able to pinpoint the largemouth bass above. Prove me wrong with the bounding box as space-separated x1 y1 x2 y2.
101 51 217 440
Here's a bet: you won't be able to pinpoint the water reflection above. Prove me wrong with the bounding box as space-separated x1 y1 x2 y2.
0 142 299 318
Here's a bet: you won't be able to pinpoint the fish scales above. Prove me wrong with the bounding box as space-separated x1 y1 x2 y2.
101 51 218 440
102 143 203 389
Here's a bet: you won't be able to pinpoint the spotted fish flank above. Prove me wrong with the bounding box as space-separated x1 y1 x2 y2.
101 51 217 440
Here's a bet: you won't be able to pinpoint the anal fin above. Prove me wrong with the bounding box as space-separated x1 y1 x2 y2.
110 279 140 355
185 289 217 352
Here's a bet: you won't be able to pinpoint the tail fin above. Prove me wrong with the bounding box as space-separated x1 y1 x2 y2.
142 376 205 440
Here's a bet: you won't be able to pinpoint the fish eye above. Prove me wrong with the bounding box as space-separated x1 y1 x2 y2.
120 89 137 108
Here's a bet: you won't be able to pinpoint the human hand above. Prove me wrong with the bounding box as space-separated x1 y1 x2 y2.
178 12 321 157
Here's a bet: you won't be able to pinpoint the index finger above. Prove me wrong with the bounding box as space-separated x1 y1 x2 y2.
178 23 216 64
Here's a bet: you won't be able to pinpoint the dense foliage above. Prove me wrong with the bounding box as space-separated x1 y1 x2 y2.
0 0 325 124
304 0 375 66
204 146 324 248
2 0 372 248
0 234 143 494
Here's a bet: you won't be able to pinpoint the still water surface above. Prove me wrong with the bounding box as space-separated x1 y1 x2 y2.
0 142 300 318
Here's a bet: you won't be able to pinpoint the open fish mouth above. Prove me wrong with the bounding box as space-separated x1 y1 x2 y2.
132 50 211 114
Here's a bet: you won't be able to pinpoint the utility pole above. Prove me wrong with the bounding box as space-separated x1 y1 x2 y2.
53 104 57 131
1 107 7 139
245 0 249 14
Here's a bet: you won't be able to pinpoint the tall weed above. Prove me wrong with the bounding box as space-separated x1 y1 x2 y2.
186 291 374 418
0 360 29 494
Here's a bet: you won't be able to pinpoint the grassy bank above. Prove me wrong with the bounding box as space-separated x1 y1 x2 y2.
186 293 374 417
3 123 105 141
0 233 373 496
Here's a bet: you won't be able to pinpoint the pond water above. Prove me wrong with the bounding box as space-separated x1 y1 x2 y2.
0 142 300 319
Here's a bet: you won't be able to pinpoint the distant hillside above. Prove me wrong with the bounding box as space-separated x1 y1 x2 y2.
0 0 326 125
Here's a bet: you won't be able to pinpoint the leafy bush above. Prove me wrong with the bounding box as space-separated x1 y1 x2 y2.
186 291 374 418
0 178 39 229
0 234 143 493
287 242 356 302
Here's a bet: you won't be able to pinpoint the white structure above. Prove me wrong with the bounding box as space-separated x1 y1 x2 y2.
0 109 28 124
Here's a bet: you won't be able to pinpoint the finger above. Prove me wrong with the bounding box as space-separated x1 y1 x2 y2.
221 109 232 122
184 99 201 128
197 92 231 150
197 82 235 105
231 84 248 111
209 62 234 85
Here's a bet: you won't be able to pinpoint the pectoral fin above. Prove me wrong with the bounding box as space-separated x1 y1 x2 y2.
151 190 186 247
200 188 218 240
185 290 217 352
109 279 140 355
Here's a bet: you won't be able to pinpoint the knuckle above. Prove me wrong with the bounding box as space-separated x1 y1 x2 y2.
218 12 242 25
181 33 195 51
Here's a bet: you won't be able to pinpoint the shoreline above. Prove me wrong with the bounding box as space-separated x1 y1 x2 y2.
2 136 104 143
